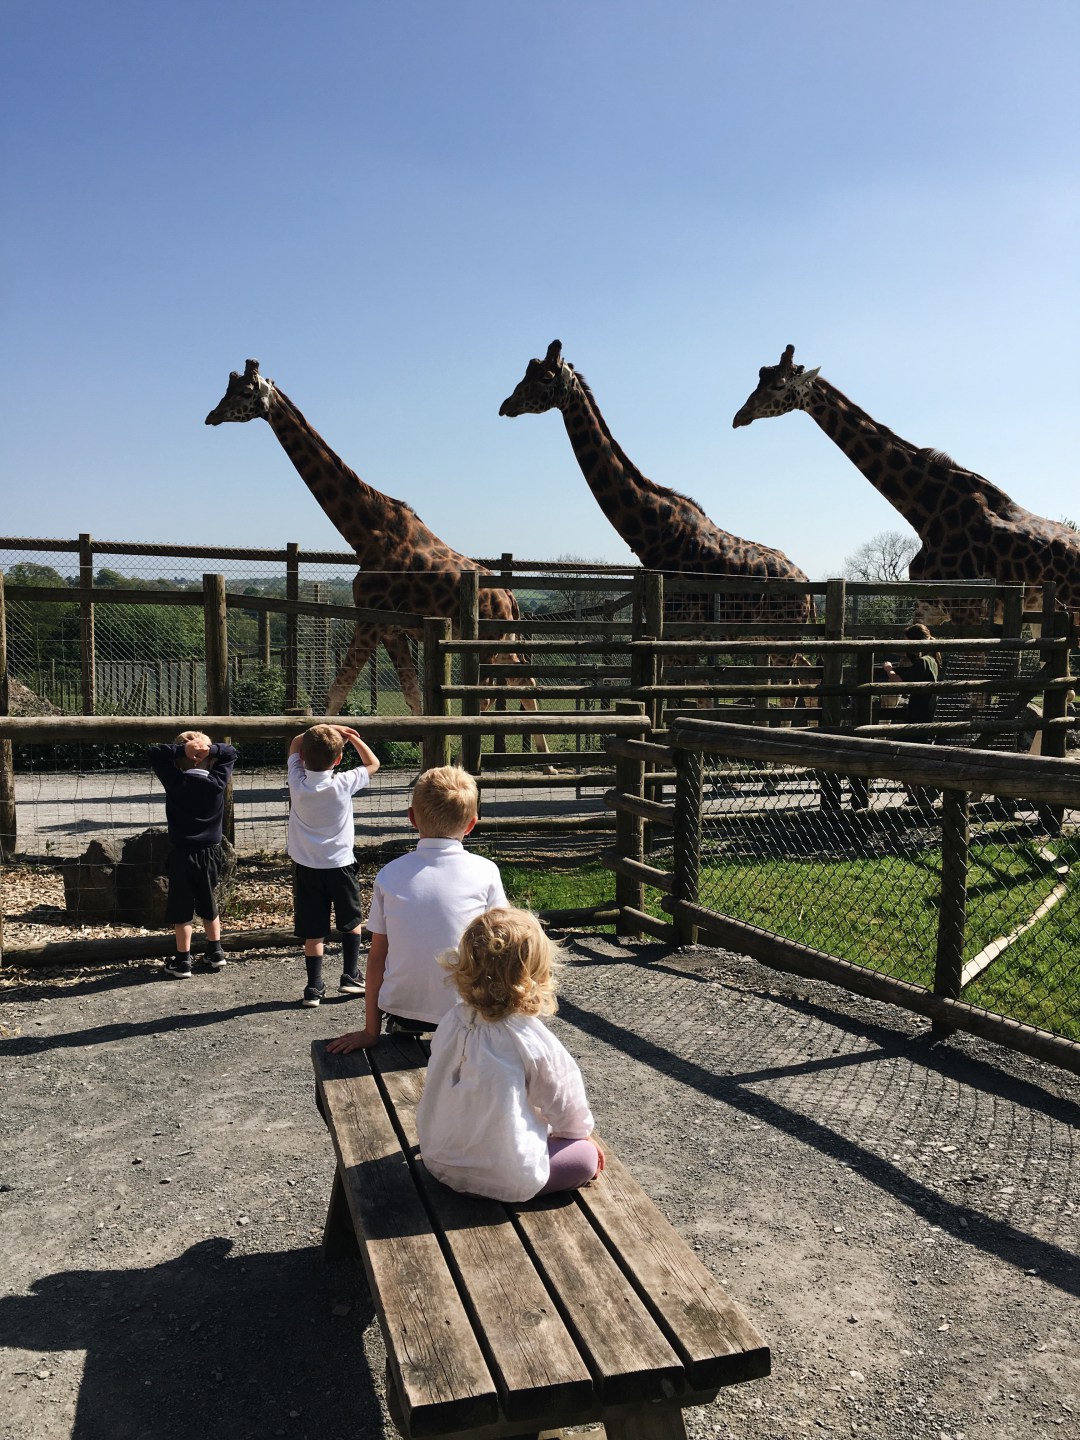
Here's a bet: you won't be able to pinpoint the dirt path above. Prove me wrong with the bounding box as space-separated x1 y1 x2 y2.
1 939 1078 1440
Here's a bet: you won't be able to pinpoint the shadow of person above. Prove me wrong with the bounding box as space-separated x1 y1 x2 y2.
0 1237 383 1439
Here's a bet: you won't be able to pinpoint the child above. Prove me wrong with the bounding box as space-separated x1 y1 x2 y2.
287 723 380 1008
146 730 238 979
326 765 506 1052
416 908 604 1203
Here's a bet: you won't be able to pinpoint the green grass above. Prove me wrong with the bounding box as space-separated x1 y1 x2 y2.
476 831 1080 1040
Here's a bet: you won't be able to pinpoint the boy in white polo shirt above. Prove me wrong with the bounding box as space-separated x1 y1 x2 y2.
326 765 506 1052
287 723 380 1009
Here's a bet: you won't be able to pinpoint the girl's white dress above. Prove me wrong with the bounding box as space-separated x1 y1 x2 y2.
416 1001 594 1202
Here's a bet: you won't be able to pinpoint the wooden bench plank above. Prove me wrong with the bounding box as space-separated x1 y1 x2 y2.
577 1144 771 1390
373 1036 596 1425
512 1194 685 1407
313 1042 499 1437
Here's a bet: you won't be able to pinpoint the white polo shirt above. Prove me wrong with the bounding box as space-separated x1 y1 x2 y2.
417 1003 594 1202
286 754 371 869
369 838 507 1024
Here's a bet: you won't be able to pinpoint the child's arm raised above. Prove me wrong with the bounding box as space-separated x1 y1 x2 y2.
337 726 380 778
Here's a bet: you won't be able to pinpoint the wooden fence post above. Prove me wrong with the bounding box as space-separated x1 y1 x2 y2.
422 617 452 772
819 578 847 811
1039 584 1071 835
933 786 970 1037
79 532 96 715
614 700 646 937
459 569 481 774
0 571 16 857
641 571 664 735
849 645 874 809
203 574 233 844
671 739 703 947
284 543 299 710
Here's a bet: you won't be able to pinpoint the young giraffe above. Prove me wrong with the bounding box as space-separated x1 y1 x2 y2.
205 360 552 759
733 345 1080 629
500 340 816 703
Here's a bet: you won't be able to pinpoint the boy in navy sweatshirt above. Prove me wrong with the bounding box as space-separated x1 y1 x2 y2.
146 730 238 979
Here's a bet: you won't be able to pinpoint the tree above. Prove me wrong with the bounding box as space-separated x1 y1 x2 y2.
842 530 920 583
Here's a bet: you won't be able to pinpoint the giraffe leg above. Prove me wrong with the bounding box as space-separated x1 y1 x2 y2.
326 626 379 716
382 629 424 716
488 650 557 774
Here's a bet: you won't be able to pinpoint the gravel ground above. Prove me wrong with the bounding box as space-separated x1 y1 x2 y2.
1 938 1078 1440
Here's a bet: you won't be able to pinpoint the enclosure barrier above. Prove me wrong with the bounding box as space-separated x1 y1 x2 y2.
604 720 1080 1075
0 709 650 968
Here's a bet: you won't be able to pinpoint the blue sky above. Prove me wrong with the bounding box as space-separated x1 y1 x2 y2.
3 1 1077 580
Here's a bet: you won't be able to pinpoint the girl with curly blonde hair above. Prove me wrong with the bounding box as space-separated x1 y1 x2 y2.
416 908 604 1202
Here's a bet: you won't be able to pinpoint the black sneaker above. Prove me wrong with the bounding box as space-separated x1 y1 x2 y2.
194 953 227 974
164 955 193 980
301 984 326 1009
338 973 364 996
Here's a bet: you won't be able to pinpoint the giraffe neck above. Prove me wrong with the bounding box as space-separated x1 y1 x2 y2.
263 385 410 558
562 373 741 570
800 377 1018 537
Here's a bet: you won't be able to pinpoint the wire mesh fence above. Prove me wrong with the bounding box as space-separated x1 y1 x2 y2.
643 723 1080 1065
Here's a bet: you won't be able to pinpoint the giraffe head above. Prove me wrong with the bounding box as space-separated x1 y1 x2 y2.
732 345 821 428
499 339 578 417
204 359 275 425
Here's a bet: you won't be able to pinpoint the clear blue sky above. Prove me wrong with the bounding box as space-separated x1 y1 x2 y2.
3 2 1077 580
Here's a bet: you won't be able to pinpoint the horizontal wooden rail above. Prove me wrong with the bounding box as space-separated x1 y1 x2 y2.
0 712 652 744
600 848 675 894
604 788 675 827
620 906 678 943
477 771 614 791
604 737 675 765
669 719 1080 806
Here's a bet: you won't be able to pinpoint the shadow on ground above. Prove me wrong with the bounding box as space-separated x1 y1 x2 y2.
0 1239 382 1440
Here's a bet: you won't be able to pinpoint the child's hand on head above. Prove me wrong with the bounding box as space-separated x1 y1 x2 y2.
184 739 210 764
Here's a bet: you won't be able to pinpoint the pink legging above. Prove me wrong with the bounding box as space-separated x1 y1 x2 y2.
537 1136 601 1196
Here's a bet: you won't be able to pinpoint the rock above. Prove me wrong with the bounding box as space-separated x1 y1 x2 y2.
61 838 122 922
115 829 237 927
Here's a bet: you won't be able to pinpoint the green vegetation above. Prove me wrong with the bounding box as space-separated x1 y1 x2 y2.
498 834 1080 1038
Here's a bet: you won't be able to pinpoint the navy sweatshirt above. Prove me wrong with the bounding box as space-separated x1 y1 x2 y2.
146 742 238 851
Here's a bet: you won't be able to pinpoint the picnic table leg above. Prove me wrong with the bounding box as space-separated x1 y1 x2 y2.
321 1166 360 1260
604 1405 689 1439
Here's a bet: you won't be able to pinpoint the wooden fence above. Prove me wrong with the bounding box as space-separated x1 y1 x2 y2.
602 719 1080 1076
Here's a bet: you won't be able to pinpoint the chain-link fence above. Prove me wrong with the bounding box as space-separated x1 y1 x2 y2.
617 721 1080 1068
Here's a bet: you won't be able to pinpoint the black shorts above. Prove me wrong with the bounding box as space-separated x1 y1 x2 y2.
165 844 225 925
292 862 363 940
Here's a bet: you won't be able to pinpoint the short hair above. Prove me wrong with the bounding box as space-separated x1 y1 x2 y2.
904 624 933 643
173 730 211 772
301 724 344 771
440 908 561 1021
410 765 478 837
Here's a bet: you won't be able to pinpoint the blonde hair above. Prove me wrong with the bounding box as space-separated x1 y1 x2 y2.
301 724 345 770
173 730 211 772
441 907 561 1021
411 765 478 837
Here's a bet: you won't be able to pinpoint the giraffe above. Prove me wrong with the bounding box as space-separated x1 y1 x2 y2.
500 340 816 706
732 345 1080 629
205 360 552 759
